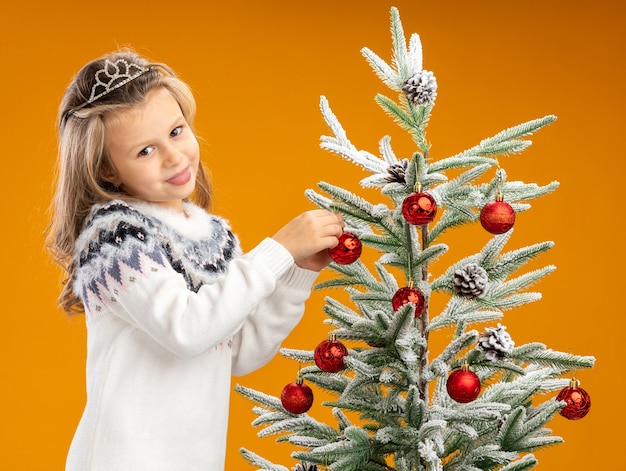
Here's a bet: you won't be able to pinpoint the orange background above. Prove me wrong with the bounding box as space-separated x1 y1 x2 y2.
1 0 623 469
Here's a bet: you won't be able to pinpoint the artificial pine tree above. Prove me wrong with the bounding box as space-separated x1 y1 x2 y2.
236 7 595 471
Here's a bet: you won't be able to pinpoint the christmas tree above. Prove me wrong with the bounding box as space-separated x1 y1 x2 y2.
236 7 594 471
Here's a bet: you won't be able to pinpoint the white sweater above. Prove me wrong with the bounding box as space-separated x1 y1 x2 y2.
66 200 318 470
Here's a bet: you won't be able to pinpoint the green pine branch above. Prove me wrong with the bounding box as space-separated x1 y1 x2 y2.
508 343 595 371
498 402 563 453
445 116 557 161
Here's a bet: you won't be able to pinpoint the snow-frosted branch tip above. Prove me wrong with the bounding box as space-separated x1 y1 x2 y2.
304 188 332 210
360 46 402 91
239 448 289 471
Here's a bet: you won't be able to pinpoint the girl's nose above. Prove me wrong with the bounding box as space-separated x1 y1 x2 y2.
163 144 184 166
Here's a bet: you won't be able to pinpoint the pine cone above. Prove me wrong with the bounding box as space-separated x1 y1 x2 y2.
453 263 488 298
292 463 319 471
385 159 409 184
402 70 437 106
478 323 515 361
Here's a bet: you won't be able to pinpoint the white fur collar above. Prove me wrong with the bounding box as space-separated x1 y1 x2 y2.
129 200 221 241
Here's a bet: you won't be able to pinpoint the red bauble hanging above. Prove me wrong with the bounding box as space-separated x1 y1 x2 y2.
281 375 314 414
480 193 515 234
314 334 348 373
392 285 426 318
402 191 437 225
446 364 481 403
328 231 362 265
557 378 591 420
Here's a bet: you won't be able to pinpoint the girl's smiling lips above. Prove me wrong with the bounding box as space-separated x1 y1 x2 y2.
167 167 191 185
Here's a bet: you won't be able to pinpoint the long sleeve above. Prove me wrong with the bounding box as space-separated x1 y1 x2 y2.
231 260 319 375
93 237 299 358
74 201 309 358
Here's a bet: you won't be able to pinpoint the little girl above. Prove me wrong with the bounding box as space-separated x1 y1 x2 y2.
47 49 343 470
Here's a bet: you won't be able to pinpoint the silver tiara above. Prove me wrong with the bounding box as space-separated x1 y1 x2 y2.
66 59 151 118
86 59 150 103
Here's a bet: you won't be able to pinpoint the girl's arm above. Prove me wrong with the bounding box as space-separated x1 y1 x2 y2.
229 209 343 374
230 263 318 376
75 205 340 359
79 233 295 357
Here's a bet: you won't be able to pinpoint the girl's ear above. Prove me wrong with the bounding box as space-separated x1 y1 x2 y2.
99 166 122 187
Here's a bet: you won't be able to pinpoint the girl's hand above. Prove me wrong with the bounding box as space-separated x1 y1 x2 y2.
272 210 343 272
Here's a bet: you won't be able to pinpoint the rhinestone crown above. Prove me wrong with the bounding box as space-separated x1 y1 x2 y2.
87 59 150 103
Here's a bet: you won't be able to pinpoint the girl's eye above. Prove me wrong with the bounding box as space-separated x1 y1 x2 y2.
171 125 183 137
138 146 154 157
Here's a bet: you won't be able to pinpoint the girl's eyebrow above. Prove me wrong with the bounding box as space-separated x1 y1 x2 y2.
130 113 186 150
170 115 185 128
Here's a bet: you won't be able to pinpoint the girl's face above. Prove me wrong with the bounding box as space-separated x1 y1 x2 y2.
103 87 200 213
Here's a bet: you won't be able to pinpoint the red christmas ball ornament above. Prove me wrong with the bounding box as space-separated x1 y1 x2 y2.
480 193 515 234
557 378 591 420
446 364 481 403
402 191 437 225
314 334 348 373
328 231 362 265
392 285 426 318
281 375 314 414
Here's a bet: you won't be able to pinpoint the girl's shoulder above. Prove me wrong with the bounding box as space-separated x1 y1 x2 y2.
76 199 240 267
75 199 241 294
84 199 152 232
75 200 160 267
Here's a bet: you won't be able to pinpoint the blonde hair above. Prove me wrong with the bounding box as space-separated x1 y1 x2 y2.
46 49 212 315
